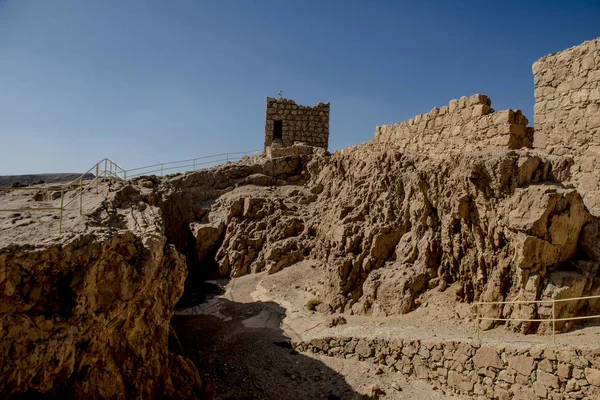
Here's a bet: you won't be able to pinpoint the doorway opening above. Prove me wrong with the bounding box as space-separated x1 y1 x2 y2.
273 120 283 140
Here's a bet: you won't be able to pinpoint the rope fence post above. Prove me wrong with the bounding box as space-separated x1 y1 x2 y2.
476 303 480 341
59 189 64 234
552 300 556 344
96 164 99 194
79 179 83 215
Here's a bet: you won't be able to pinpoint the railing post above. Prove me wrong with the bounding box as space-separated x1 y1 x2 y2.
161 164 164 176
226 153 229 162
96 164 99 194
476 303 480 341
104 159 108 181
79 179 83 215
552 300 556 345
59 189 64 234
124 170 127 180
193 159 196 170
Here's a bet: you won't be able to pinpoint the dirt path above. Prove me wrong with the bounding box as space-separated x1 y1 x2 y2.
171 262 470 400
172 261 600 399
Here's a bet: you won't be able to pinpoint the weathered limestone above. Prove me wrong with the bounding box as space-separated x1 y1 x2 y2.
0 184 208 399
264 97 330 150
374 94 533 152
533 37 600 215
293 336 600 399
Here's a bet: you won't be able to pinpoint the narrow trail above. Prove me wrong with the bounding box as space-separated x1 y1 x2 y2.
171 262 471 400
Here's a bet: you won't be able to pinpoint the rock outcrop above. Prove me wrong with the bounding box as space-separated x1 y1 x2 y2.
0 184 208 399
152 141 600 334
2 36 600 399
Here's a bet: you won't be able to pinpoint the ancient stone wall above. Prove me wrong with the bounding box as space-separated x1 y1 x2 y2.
294 336 600 399
264 97 329 150
532 37 600 215
374 94 533 153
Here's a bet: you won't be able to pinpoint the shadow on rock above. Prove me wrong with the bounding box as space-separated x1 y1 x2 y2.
171 297 369 400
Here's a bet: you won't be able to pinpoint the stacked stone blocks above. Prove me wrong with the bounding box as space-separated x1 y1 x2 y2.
294 336 600 399
532 37 600 214
375 94 533 153
264 97 330 150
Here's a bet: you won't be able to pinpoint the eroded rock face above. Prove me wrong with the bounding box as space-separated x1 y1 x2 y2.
0 185 207 399
2 138 598 396
305 146 595 327
156 143 600 334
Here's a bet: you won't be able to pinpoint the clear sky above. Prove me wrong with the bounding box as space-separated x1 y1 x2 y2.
1 0 599 174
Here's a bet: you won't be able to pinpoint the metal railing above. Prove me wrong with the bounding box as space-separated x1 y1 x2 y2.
474 294 600 344
0 150 262 234
0 158 126 233
123 150 261 179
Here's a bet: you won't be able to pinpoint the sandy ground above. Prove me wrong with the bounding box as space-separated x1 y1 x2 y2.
0 179 111 247
173 261 472 400
173 261 600 400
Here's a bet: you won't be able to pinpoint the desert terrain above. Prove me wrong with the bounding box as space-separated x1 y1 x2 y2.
1 36 600 400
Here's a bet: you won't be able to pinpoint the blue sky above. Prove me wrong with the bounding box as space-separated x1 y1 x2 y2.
1 0 599 174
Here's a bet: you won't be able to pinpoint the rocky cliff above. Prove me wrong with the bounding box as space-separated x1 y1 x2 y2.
0 184 208 399
151 141 600 335
2 36 599 399
1 129 599 398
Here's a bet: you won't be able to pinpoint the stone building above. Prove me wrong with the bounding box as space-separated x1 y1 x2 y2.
264 97 330 150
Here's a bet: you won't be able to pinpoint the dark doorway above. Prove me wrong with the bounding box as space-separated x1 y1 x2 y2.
273 120 283 140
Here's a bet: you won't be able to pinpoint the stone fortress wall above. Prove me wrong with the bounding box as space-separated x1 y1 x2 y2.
293 336 600 399
374 37 599 216
264 97 330 150
374 94 533 153
532 37 600 215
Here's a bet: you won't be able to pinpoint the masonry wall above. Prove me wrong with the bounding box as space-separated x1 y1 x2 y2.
264 97 329 150
532 37 600 215
294 336 600 399
374 94 533 153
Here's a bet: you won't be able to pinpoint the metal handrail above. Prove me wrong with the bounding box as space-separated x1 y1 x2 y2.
474 294 600 344
0 158 126 233
0 150 261 234
125 151 259 172
123 150 261 179
126 157 230 179
62 158 125 187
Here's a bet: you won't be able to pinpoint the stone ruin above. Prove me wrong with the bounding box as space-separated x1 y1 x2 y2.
375 36 600 217
1 36 600 400
533 38 600 215
264 97 330 150
375 94 533 153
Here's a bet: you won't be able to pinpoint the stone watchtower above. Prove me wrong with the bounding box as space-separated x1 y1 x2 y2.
264 97 330 150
